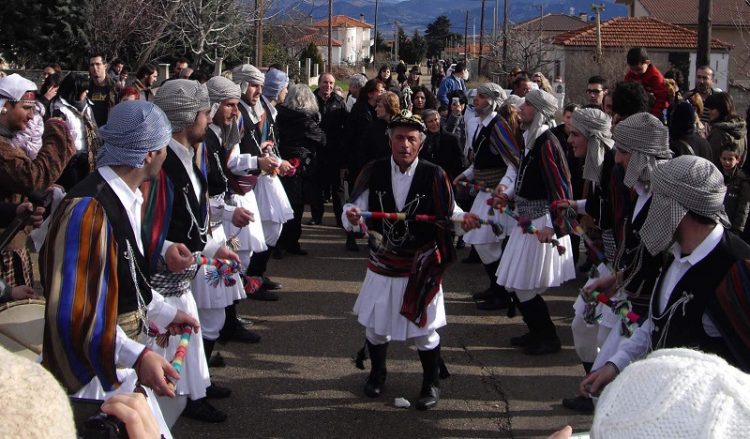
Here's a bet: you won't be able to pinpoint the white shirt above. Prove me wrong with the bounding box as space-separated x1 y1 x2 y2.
608 224 725 372
168 139 202 202
163 139 221 258
97 167 178 367
342 157 465 233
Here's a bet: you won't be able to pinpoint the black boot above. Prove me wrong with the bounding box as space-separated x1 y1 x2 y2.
182 397 227 423
203 339 231 398
520 295 561 355
364 341 388 398
475 261 514 316
510 298 538 347
416 346 441 410
218 304 261 344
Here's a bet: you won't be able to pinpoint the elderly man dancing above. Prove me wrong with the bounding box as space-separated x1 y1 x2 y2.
344 111 478 410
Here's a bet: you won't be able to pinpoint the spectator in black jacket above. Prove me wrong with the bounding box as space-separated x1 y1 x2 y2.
276 84 327 257
314 73 348 226
668 100 712 160
420 109 463 180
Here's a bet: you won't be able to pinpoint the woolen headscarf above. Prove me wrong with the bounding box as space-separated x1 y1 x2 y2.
97 100 172 168
523 89 558 144
153 79 210 133
263 68 289 102
640 155 729 255
206 75 242 147
591 348 750 439
231 64 265 94
476 82 507 112
612 112 672 188
571 107 614 185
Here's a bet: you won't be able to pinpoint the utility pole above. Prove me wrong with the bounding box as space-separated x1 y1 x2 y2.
592 3 605 66
479 0 487 76
256 0 264 67
697 0 712 67
394 20 399 61
373 0 379 63
502 0 509 72
464 11 469 64
493 0 498 39
327 0 333 72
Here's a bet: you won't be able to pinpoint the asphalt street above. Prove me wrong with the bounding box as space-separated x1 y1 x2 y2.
172 209 594 438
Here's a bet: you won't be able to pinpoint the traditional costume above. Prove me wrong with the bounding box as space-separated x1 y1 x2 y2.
565 108 618 373
496 89 576 355
607 156 750 374
458 83 521 312
232 64 292 295
153 80 223 422
41 100 176 436
195 76 250 368
343 112 463 410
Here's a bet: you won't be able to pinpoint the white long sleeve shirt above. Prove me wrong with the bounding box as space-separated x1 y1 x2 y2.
98 166 178 367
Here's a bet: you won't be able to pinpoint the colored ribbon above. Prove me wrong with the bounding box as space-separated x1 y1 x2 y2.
454 180 495 193
171 326 192 375
584 289 641 336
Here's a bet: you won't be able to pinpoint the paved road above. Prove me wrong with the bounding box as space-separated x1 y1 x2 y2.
173 209 594 438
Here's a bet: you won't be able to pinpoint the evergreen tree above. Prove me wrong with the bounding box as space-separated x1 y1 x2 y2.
424 15 461 59
299 42 325 75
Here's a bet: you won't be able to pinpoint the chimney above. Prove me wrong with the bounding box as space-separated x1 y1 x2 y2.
569 7 575 16
579 13 588 22
360 14 365 23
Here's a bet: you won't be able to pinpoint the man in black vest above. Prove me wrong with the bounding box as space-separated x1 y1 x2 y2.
41 100 199 436
581 155 750 397
344 111 479 410
155 79 240 423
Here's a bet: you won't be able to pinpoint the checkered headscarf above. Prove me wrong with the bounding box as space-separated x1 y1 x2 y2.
476 82 507 111
97 100 172 168
640 155 730 255
231 64 265 94
205 75 242 147
613 112 673 188
523 89 558 144
572 108 614 185
153 79 210 132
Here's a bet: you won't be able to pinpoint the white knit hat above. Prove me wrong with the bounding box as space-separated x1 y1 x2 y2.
0 345 76 438
591 348 750 439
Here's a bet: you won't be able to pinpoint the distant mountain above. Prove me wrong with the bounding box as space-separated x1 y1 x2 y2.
268 0 627 36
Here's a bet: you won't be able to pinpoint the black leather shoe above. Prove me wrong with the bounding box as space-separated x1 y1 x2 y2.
476 296 510 311
262 276 282 290
346 236 359 251
562 395 595 413
220 325 261 344
524 336 561 355
248 288 279 301
206 383 232 399
286 247 308 256
363 369 387 398
182 398 227 423
307 219 321 226
510 332 536 347
208 352 226 368
472 288 494 301
416 383 439 410
461 251 480 264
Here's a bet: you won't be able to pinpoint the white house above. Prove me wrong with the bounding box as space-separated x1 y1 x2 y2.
311 15 373 65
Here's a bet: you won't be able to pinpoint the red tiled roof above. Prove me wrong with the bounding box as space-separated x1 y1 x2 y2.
618 0 750 27
514 13 591 32
552 16 733 50
298 34 342 47
312 15 372 29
